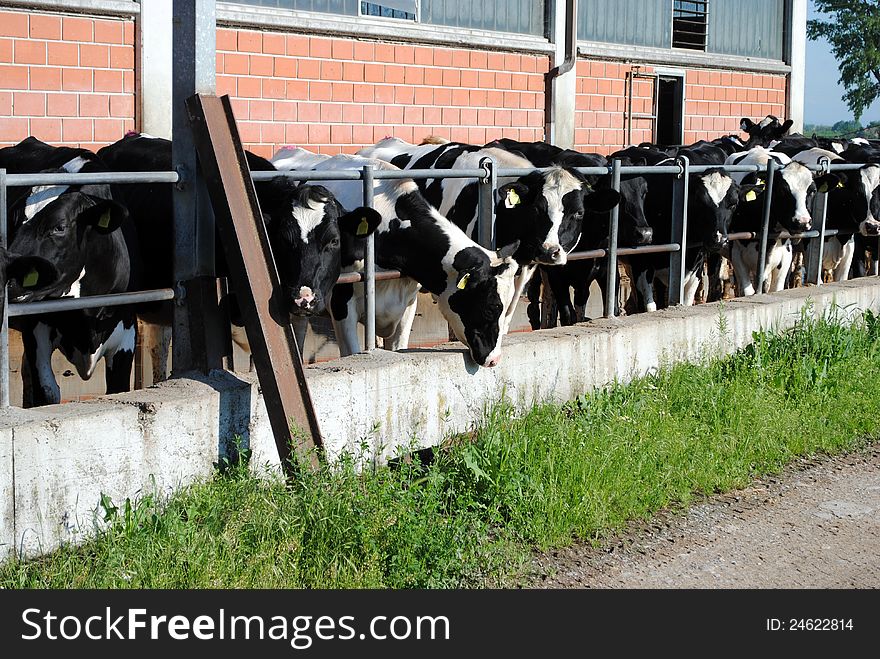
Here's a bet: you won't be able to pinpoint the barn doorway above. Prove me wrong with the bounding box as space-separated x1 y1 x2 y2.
656 74 684 147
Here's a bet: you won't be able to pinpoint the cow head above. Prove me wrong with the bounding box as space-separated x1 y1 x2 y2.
0 247 57 319
741 115 794 147
496 167 619 266
825 164 880 236
689 168 739 252
260 180 381 316
6 167 128 302
438 243 520 368
740 161 827 234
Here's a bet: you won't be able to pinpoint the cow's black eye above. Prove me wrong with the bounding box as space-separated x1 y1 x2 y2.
51 225 66 235
325 237 340 250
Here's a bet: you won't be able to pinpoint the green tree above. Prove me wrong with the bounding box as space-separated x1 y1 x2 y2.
807 0 880 121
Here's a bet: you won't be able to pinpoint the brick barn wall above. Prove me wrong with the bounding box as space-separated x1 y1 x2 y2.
575 59 787 155
216 26 548 159
0 8 136 151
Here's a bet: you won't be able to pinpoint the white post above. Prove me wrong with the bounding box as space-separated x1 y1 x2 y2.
786 0 807 133
546 0 577 148
137 0 174 137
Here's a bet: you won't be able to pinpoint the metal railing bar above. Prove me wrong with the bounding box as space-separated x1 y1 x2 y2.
8 288 175 317
6 172 179 186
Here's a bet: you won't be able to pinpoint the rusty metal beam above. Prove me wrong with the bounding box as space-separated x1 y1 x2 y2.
185 93 322 473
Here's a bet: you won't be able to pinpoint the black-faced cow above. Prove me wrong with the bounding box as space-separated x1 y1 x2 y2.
0 247 56 323
271 149 521 368
96 134 380 372
0 137 137 406
356 137 619 326
740 115 794 148
724 147 838 295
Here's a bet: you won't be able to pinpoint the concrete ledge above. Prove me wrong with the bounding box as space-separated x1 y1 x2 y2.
3 278 880 559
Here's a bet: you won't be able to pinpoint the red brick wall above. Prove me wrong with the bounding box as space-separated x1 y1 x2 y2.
0 8 136 151
575 59 787 155
217 26 548 159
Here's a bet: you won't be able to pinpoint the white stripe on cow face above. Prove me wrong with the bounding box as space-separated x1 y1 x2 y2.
292 198 327 244
62 156 88 173
540 168 583 262
22 157 87 222
24 184 70 221
780 162 814 224
701 171 733 206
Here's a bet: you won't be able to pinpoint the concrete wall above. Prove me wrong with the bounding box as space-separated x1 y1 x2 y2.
2 278 880 560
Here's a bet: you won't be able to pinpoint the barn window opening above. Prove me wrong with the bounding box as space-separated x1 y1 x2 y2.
672 0 708 51
360 0 417 21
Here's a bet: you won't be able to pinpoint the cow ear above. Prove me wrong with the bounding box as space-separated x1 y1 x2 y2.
585 188 620 213
339 207 381 238
815 173 844 193
779 119 794 136
495 239 520 260
497 182 529 209
80 197 128 234
740 183 764 203
740 118 755 133
5 254 58 290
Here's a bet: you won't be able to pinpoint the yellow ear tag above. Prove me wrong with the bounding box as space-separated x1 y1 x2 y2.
456 273 470 290
97 209 112 229
818 182 829 194
505 188 521 209
22 268 39 288
837 180 846 189
356 217 370 236
745 190 757 202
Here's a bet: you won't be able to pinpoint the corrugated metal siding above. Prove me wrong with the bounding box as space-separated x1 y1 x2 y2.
708 0 784 60
227 0 359 14
578 0 671 48
421 0 545 36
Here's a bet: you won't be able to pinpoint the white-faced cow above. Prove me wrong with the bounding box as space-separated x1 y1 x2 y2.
355 137 620 323
0 136 137 406
724 147 837 295
271 149 521 368
96 133 380 374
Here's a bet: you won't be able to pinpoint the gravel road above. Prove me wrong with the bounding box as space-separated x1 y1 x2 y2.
526 444 880 588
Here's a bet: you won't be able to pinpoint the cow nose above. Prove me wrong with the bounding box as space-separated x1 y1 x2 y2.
483 351 502 368
635 226 653 245
542 242 564 263
794 216 812 230
860 220 880 236
294 286 315 309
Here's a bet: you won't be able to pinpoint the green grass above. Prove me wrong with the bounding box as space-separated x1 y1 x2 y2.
4 305 880 588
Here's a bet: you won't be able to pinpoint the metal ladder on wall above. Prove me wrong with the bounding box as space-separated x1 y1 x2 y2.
625 66 659 146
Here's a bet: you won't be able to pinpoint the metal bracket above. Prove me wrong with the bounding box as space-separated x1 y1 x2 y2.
817 156 832 175
173 281 187 306
174 164 189 190
479 156 494 184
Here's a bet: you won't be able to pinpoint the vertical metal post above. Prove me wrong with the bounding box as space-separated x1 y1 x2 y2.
0 169 8 408
477 156 496 249
362 165 376 352
668 155 690 306
806 185 827 286
604 159 622 318
756 159 777 295
171 0 224 374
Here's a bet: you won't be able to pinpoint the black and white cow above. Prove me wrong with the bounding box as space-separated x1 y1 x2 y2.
271 149 521 368
0 136 138 406
740 115 794 148
724 147 837 295
356 137 620 325
97 133 380 372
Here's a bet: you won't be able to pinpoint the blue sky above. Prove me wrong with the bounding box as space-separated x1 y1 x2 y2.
805 0 880 125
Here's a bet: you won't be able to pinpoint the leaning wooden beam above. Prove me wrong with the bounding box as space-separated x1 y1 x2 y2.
185 93 322 473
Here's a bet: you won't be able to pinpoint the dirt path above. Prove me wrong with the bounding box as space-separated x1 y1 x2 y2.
526 444 880 588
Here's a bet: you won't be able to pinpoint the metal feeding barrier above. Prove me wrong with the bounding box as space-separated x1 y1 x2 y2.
0 156 873 409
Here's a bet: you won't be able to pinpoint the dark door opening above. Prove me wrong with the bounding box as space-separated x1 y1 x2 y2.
656 76 684 147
